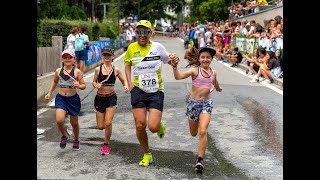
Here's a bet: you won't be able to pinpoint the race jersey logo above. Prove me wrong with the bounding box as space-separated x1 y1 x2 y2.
142 56 160 61
134 51 141 57
149 51 157 55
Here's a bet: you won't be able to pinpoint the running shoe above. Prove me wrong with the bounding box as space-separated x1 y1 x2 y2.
249 79 259 83
265 79 272 84
101 144 110 155
72 140 80 151
195 159 204 172
65 116 73 138
37 128 45 135
139 152 153 167
66 128 73 138
60 136 67 149
67 128 73 138
157 122 166 139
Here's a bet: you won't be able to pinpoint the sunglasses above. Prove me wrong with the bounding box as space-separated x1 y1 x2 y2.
102 53 112 56
136 30 151 36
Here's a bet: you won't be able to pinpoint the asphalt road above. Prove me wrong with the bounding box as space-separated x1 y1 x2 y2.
37 36 283 180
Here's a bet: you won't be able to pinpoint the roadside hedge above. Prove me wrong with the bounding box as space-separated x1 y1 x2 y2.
37 19 118 47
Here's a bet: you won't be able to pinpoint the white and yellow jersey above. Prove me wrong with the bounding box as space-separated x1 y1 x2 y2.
124 41 169 93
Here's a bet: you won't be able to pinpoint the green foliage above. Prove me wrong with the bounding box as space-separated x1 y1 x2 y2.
184 15 198 24
119 0 184 23
37 19 118 47
198 0 227 22
106 0 119 23
37 20 43 47
106 25 117 38
92 24 100 41
189 0 229 23
37 0 68 20
37 0 87 20
67 6 87 20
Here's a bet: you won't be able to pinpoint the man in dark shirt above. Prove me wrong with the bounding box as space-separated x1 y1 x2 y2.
230 47 243 67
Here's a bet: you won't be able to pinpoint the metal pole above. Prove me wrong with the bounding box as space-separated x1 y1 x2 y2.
92 0 94 21
118 0 120 29
138 0 140 20
100 3 109 21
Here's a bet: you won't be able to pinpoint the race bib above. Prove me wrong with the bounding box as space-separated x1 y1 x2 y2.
138 73 159 93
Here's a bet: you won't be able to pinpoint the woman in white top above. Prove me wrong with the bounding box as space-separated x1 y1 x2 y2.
66 27 79 50
199 33 206 48
125 26 132 46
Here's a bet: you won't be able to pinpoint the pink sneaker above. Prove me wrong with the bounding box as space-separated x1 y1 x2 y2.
60 136 67 149
101 144 110 155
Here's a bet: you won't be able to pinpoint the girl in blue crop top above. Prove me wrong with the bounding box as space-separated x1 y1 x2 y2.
170 46 222 172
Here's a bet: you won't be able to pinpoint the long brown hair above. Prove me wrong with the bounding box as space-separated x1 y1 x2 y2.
184 46 199 68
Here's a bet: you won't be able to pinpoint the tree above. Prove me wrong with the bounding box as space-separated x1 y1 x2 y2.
37 0 69 19
187 0 230 23
107 0 119 23
198 0 228 22
117 0 184 23
37 0 88 20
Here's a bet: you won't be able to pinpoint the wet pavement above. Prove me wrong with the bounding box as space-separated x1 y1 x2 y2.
37 36 283 179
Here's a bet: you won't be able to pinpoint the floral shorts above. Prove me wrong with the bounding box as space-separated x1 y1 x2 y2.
186 97 214 121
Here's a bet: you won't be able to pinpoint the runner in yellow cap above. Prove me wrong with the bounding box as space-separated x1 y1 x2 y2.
124 19 179 167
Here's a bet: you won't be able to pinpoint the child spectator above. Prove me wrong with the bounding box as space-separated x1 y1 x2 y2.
229 47 243 67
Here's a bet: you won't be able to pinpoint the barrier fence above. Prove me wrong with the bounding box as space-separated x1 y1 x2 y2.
37 35 127 76
86 35 127 65
232 35 283 54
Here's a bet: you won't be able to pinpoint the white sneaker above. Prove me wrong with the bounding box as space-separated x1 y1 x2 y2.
249 79 258 83
258 77 265 82
65 115 73 138
248 74 256 79
66 128 73 138
265 79 272 84
37 128 45 135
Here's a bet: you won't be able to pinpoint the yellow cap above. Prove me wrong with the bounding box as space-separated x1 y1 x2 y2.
136 20 152 30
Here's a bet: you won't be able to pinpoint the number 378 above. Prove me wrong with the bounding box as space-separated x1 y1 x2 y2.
141 79 156 86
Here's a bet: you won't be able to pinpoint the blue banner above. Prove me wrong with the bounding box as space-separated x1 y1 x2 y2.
86 40 113 65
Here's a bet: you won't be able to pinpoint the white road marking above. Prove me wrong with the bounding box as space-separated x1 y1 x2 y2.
37 108 51 116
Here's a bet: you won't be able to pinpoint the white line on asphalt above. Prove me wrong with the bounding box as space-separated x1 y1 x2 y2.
217 61 283 95
37 107 51 116
113 51 126 63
